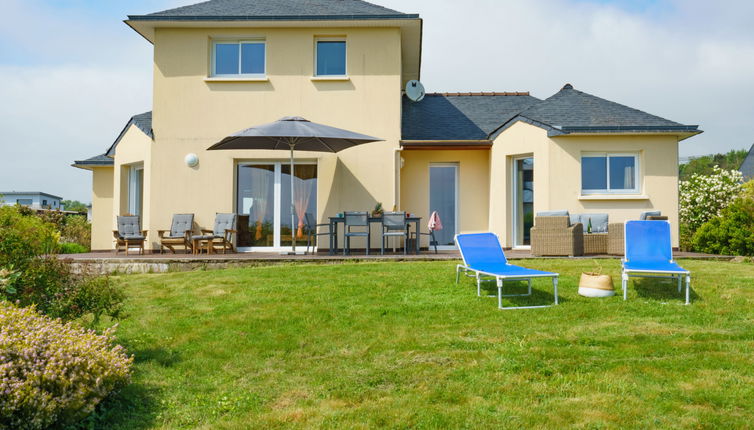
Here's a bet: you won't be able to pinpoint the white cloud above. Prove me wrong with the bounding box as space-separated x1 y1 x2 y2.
1 0 753 202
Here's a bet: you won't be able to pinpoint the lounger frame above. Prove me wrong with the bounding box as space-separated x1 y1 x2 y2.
621 221 691 305
455 233 559 310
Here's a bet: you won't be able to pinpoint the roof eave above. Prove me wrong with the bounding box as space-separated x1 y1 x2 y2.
125 15 421 44
551 128 703 141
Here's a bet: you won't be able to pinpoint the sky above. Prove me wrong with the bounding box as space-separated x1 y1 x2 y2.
1 0 753 203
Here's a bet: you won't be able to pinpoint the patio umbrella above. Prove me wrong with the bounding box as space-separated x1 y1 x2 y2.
207 116 382 253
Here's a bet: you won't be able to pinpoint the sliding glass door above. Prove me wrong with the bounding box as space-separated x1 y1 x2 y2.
429 163 458 248
513 157 534 247
236 162 317 251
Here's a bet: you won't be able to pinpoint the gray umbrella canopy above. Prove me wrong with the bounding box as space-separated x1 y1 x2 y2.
207 116 381 152
207 116 382 253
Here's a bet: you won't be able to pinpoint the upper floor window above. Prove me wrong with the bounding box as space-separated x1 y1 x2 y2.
581 152 639 194
315 39 346 76
212 40 265 77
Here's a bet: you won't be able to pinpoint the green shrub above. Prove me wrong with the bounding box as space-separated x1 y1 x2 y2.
692 183 754 256
59 242 89 254
0 206 59 268
61 215 91 250
0 301 132 429
0 206 123 323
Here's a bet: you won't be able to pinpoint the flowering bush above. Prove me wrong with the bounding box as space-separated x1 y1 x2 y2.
679 166 743 249
692 180 754 256
0 301 132 429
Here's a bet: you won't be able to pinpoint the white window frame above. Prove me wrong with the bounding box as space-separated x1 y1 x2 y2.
235 161 318 252
581 152 640 194
314 37 347 77
128 165 144 216
428 162 459 250
211 39 267 78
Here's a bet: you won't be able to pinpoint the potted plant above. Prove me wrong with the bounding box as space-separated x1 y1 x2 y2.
372 202 384 217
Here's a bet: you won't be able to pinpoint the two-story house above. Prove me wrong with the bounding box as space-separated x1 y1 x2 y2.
73 0 700 252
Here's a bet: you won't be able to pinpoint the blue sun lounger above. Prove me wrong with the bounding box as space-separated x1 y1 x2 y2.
622 220 691 305
455 233 559 310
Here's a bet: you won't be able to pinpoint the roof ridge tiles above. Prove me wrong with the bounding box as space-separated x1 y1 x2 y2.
426 92 530 97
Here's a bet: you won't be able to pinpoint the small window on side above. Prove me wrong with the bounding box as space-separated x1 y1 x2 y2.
212 41 266 77
581 153 639 194
315 40 346 76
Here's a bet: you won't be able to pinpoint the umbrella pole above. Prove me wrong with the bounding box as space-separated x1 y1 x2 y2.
289 143 296 254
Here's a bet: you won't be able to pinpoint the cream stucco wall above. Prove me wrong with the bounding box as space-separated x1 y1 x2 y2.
112 124 152 233
400 149 490 248
143 26 403 249
490 121 680 247
90 167 114 251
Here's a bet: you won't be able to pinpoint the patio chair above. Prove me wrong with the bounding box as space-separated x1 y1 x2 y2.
304 212 333 255
455 233 559 310
158 214 194 254
622 220 691 305
380 212 409 255
343 211 370 255
113 215 148 255
195 213 237 254
530 213 584 256
607 211 667 255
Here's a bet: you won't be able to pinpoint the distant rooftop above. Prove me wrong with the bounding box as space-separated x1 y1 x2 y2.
129 0 419 21
0 191 63 200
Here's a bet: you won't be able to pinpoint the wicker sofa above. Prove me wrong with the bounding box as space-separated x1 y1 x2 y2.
531 216 584 256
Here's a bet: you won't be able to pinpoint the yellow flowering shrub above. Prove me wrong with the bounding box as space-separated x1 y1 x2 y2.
0 301 133 429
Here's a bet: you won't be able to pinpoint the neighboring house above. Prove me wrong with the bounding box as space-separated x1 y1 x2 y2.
0 191 64 210
73 0 700 251
740 143 754 180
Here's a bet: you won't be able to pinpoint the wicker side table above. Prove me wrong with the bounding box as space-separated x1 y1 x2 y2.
583 233 608 254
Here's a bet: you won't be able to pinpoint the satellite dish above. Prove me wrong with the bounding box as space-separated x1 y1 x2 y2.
405 80 425 102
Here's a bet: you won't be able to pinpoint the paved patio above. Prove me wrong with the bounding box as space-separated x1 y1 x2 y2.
62 249 731 274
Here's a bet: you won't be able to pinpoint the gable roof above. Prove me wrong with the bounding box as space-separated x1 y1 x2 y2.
740 143 754 180
0 191 63 200
402 93 540 141
71 154 114 169
402 84 701 142
502 84 700 137
105 111 153 157
130 0 418 21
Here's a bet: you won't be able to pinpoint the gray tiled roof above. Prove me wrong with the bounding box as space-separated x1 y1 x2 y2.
402 84 700 141
740 143 754 179
73 154 113 167
512 84 699 135
132 0 417 20
402 93 541 141
105 111 153 157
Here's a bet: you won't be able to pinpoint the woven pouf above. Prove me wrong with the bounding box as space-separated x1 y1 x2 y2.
578 272 615 297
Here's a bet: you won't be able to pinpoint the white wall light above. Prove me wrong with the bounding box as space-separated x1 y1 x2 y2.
185 153 199 168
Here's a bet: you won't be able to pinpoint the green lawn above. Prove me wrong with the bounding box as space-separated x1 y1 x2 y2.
92 259 754 429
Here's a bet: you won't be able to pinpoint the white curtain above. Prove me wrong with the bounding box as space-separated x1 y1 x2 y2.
293 176 313 239
250 168 271 240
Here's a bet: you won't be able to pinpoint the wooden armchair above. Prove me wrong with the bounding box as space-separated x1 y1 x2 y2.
531 216 584 257
158 214 194 254
113 215 148 255
196 213 237 254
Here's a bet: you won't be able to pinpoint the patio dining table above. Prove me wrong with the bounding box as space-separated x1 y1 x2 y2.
328 216 422 255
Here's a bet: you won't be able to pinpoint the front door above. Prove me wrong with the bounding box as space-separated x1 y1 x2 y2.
429 163 458 249
236 162 317 251
513 157 534 247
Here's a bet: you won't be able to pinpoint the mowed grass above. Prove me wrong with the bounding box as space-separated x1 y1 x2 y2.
93 259 754 429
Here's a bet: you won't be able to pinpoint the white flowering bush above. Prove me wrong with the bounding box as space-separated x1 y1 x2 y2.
0 301 133 429
679 166 743 234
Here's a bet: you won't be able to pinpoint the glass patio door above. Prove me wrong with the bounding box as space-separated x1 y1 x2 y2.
513 157 534 247
236 162 317 251
429 163 458 249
